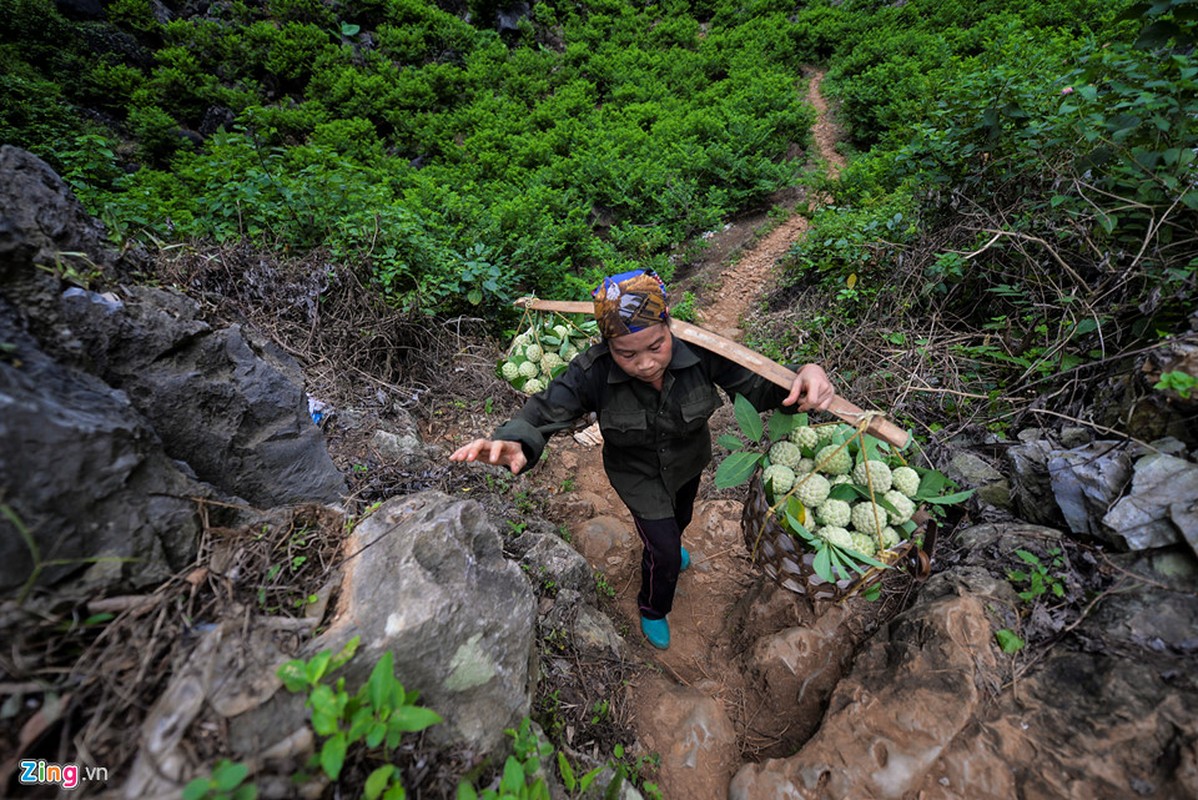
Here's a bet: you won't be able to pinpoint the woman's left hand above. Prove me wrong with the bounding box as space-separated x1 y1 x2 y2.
783 364 835 411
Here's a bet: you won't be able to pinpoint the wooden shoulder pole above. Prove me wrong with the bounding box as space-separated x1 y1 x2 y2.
513 297 911 449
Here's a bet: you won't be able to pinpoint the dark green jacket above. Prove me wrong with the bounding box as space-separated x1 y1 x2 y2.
493 334 793 519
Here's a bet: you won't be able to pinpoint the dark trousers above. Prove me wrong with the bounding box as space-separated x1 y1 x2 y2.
633 474 701 620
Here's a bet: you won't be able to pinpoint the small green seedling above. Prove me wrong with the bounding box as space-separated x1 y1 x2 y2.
1007 548 1066 602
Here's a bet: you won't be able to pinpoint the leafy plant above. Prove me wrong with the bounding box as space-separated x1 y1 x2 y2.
994 628 1026 654
1155 370 1196 399
1007 548 1066 603
556 751 604 798
182 760 257 800
457 718 552 800
277 636 443 792
594 572 616 599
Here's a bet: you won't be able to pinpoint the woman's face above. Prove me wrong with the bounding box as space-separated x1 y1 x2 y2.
609 323 672 387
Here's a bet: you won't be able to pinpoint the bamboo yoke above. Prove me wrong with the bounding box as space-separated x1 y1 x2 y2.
514 297 911 450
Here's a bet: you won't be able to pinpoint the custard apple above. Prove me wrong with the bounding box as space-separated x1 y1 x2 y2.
540 352 564 375
522 378 545 394
769 441 803 469
763 464 796 496
879 526 901 550
788 425 819 450
891 466 920 498
501 361 520 381
815 498 851 528
796 457 816 474
851 501 888 536
815 424 838 443
817 526 854 549
814 444 852 475
794 473 831 507
518 360 540 378
849 532 877 557
524 343 544 362
852 460 892 493
882 490 916 525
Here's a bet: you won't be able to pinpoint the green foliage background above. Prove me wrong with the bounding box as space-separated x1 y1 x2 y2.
2 0 817 315
2 0 1194 388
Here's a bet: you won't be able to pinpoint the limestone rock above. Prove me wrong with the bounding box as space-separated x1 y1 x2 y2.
0 305 201 593
370 406 436 469
58 285 346 508
743 605 857 750
572 514 636 572
730 522 1198 799
731 589 998 800
639 677 739 798
1102 452 1198 551
512 526 595 600
945 451 1012 510
308 492 536 756
1048 441 1133 539
1006 438 1063 526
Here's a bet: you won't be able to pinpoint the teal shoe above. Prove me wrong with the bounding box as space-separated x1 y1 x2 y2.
680 546 691 572
641 616 670 649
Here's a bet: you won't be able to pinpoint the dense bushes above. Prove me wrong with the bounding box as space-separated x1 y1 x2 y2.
3 0 816 319
8 0 1190 365
765 0 1195 428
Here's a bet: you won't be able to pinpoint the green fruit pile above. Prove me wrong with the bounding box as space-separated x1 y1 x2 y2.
760 421 927 559
717 398 973 588
498 315 598 395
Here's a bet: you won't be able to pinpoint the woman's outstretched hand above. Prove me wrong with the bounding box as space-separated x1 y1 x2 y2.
783 364 836 411
449 438 528 474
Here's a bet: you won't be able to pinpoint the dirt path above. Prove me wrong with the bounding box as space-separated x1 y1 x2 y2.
533 69 846 792
696 69 844 340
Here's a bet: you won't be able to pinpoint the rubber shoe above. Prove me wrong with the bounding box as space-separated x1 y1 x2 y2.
680 547 691 572
641 616 670 649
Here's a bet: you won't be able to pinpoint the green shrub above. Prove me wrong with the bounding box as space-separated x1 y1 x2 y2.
105 0 161 33
128 102 183 163
266 0 336 27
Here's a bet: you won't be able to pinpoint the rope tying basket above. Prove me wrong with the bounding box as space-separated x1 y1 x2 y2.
717 401 960 602
740 469 936 601
497 307 599 395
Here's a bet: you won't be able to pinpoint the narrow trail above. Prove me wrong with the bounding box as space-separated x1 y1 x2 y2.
534 69 847 797
696 69 845 340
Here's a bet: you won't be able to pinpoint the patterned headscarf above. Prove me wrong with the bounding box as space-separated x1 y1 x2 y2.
592 269 669 339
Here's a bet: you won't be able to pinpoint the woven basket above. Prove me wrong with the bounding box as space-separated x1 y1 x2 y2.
740 470 933 601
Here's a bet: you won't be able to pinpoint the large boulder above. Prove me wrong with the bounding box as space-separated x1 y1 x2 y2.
729 523 1198 799
0 145 346 597
730 573 1000 800
0 144 112 352
59 285 346 507
185 494 538 795
1102 452 1198 552
0 303 202 593
303 492 537 755
1048 441 1134 539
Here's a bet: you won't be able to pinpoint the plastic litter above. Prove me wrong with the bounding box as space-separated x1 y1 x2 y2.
307 397 330 425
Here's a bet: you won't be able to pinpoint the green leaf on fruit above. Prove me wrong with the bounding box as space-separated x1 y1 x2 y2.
714 451 763 488
733 394 763 443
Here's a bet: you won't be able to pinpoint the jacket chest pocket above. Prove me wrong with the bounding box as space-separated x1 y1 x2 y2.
601 408 650 447
660 389 717 437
